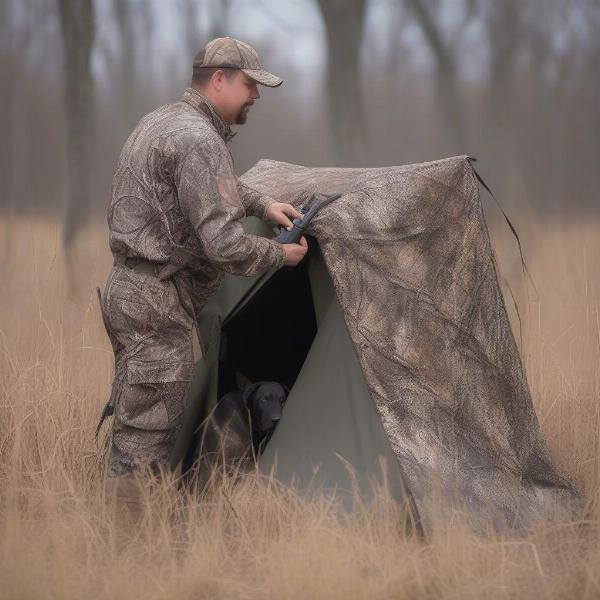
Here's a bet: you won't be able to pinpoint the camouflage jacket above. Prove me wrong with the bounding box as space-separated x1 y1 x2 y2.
107 87 285 287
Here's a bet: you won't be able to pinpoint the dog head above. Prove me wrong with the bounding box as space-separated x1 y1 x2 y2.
242 381 288 440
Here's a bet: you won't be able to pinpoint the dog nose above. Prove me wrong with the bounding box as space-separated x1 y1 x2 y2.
272 416 281 423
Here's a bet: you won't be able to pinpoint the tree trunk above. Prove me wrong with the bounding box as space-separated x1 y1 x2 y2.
404 0 468 150
182 0 231 63
58 0 95 247
316 0 368 163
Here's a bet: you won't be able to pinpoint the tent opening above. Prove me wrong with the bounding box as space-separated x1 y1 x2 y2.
217 257 318 398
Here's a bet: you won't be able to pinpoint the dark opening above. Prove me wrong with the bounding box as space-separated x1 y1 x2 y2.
217 255 318 398
181 245 319 478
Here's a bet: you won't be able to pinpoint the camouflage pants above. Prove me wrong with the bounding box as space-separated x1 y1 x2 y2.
108 375 191 476
100 264 197 477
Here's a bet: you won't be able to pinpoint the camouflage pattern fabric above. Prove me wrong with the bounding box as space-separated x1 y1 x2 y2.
194 36 283 87
101 87 285 476
240 156 583 530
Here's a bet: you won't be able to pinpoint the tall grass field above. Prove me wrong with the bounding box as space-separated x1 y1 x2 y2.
0 216 599 599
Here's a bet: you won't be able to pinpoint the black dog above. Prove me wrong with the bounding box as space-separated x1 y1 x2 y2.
197 379 288 478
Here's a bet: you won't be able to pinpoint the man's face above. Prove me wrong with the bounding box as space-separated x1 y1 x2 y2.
219 71 260 125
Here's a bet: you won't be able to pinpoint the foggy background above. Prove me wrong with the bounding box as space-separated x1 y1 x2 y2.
3 3 600 594
1 0 599 249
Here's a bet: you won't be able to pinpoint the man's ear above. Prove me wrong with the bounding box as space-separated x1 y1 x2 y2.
211 69 225 91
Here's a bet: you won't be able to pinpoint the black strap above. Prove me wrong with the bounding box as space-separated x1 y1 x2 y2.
468 158 538 297
94 400 115 440
94 285 116 441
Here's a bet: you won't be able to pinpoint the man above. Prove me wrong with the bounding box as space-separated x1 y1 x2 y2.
100 37 307 481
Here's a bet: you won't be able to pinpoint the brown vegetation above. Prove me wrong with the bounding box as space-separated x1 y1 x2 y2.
0 216 599 599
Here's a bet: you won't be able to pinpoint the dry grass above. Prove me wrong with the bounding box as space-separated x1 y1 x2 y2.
1 215 599 599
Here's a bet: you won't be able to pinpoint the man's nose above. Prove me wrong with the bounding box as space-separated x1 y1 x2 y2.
253 86 260 100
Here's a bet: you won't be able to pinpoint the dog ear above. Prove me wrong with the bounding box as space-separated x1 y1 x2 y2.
241 382 262 409
235 371 254 392
282 383 291 396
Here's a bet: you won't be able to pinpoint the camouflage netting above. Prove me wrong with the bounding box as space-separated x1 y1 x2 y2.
240 155 583 530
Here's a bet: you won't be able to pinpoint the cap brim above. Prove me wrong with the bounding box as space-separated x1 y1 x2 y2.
242 68 283 87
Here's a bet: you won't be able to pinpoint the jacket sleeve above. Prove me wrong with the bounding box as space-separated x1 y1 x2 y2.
176 140 285 276
237 180 278 220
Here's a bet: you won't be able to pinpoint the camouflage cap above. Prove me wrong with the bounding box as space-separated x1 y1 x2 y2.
193 37 283 88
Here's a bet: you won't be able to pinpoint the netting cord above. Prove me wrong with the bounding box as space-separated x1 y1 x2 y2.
467 157 538 298
467 157 540 352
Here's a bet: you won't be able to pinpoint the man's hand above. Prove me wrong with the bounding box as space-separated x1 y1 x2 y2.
282 235 308 266
265 202 303 230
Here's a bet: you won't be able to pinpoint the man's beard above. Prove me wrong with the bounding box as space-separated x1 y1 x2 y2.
235 102 252 125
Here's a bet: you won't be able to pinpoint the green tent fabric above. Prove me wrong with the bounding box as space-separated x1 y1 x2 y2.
259 248 411 509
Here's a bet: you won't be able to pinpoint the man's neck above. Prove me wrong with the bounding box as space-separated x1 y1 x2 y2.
190 85 231 125
181 87 236 143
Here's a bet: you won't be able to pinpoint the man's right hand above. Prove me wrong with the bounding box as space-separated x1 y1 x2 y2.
282 235 308 266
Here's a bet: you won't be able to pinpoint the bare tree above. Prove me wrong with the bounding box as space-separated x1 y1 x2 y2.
58 0 95 247
488 0 589 212
403 0 476 150
181 0 232 63
382 2 412 87
182 0 202 63
477 0 523 171
585 1 600 163
0 0 20 216
0 0 21 263
316 0 368 162
114 0 138 125
111 0 155 132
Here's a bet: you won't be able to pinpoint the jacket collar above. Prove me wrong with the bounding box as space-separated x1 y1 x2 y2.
180 87 237 143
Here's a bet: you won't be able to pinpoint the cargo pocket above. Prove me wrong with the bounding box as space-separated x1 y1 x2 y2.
127 359 194 384
116 382 171 434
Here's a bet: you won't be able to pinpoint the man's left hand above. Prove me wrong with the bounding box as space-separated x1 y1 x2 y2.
265 202 303 231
